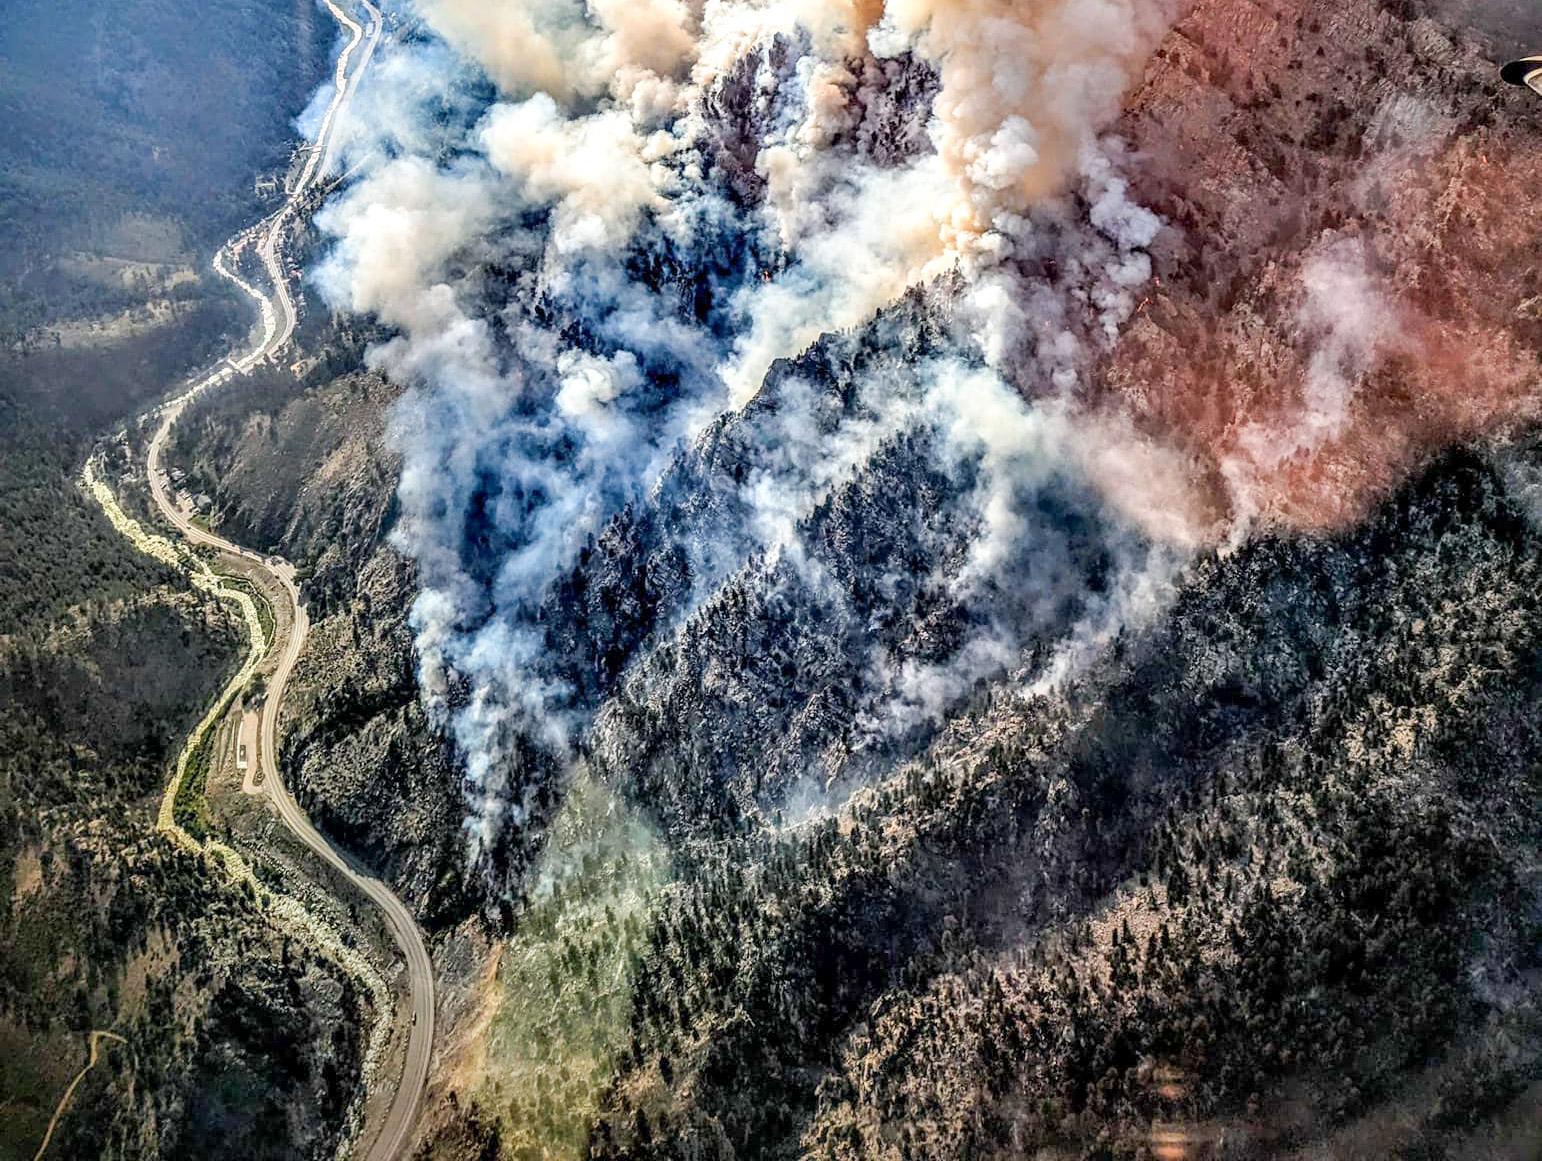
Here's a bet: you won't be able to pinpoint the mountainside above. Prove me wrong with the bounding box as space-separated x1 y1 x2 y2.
1095 0 1542 533
582 443 1542 1159
159 0 1542 1156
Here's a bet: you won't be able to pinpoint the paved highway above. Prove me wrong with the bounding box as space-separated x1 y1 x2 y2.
136 3 434 1158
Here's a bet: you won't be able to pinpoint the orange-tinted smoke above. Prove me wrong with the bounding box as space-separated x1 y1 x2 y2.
1077 0 1542 542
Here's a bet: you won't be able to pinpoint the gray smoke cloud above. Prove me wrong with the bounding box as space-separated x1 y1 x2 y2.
312 0 1190 864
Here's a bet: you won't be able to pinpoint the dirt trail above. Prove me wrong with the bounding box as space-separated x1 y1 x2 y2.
32 1031 128 1161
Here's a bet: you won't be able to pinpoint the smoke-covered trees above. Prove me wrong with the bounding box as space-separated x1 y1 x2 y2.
574 448 1542 1160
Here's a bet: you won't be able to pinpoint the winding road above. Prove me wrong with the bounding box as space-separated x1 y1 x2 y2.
105 2 433 1158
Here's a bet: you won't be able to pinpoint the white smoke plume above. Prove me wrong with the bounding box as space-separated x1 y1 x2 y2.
1225 237 1408 523
312 0 1189 867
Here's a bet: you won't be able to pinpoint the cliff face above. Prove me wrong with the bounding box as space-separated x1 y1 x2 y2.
171 369 404 613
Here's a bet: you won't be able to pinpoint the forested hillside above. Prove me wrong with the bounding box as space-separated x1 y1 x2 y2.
0 0 329 334
164 0 1542 1155
8 0 1540 1155
0 3 370 1156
